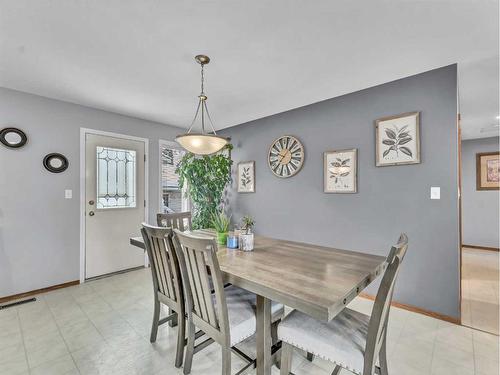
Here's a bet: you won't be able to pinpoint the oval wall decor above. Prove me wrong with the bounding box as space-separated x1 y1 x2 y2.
0 127 28 149
43 153 69 173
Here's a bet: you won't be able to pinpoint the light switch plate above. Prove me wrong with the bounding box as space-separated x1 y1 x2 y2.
65 189 72 199
430 187 440 200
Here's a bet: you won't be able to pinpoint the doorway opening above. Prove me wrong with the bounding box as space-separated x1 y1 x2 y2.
460 134 499 335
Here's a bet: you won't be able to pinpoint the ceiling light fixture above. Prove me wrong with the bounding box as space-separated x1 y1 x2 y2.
175 55 230 155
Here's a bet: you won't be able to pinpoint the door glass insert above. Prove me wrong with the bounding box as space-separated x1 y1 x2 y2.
96 146 136 209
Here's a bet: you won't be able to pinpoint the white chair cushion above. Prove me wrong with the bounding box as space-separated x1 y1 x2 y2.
214 285 285 346
278 308 370 375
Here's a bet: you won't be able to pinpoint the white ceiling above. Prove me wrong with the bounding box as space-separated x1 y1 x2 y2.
0 1 498 139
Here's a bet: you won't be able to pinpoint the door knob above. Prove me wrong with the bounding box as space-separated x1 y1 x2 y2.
89 200 95 205
88 211 95 216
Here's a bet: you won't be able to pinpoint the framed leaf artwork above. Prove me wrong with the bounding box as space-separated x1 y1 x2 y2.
237 161 255 193
324 148 357 193
476 152 500 190
375 112 420 166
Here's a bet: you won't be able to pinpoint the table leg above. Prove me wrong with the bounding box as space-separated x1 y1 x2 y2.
256 295 272 375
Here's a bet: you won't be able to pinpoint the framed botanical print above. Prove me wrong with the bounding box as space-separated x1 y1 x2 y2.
375 112 420 166
476 152 500 190
237 161 255 193
324 148 357 193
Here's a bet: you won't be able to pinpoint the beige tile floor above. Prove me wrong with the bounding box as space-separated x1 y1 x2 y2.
461 247 499 335
0 268 498 375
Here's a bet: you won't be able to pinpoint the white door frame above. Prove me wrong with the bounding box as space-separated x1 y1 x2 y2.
80 128 149 283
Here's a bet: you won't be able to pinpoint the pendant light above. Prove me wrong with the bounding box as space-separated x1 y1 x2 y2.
175 55 230 155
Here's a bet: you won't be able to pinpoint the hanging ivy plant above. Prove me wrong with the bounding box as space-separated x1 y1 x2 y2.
176 144 233 229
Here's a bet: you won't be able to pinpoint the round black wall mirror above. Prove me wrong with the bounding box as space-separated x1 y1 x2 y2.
43 153 69 173
0 127 28 148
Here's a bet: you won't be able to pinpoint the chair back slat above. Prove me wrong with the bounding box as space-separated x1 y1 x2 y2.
184 247 206 319
173 230 228 338
363 233 409 375
157 212 192 232
141 224 183 305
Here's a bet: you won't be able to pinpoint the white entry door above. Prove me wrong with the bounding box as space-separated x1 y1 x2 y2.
85 132 146 279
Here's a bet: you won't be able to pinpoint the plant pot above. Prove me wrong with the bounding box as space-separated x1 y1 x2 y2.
217 232 228 245
239 233 254 251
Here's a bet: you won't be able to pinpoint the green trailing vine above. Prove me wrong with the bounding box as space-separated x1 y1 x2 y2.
176 144 233 229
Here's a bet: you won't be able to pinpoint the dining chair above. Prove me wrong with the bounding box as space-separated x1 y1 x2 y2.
141 223 186 368
157 211 192 231
278 234 409 375
173 229 284 375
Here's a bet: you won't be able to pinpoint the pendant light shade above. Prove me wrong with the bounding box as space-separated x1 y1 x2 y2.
175 133 229 155
175 55 230 155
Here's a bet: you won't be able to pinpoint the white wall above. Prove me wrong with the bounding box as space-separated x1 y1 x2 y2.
462 136 500 248
0 88 181 298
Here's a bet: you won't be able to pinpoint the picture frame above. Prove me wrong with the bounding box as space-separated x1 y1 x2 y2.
324 148 357 193
476 152 500 190
375 111 420 166
237 161 255 193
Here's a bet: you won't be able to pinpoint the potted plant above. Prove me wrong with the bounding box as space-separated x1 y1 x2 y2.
239 216 255 251
176 144 233 229
212 211 231 245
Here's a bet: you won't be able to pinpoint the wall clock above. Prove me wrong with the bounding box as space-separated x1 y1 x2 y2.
268 135 304 178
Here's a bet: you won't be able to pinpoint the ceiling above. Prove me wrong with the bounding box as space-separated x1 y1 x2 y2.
0 1 498 139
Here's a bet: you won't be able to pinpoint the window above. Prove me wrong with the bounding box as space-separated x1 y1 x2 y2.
160 142 188 213
96 146 136 209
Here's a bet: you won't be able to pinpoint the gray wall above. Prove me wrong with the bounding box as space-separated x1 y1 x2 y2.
462 136 499 248
222 65 460 318
0 88 181 297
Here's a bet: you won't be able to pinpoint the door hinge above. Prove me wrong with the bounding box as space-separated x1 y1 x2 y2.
144 154 146 162
144 200 146 207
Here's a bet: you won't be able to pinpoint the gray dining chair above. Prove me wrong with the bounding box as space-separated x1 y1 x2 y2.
157 211 192 231
141 223 186 368
278 234 409 375
172 229 284 375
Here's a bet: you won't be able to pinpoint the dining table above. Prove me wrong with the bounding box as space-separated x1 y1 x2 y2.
130 229 387 375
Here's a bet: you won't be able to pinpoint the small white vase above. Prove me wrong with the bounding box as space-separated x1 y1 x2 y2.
239 233 254 251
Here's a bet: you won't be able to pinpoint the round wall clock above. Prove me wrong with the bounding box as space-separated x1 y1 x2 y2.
268 135 304 178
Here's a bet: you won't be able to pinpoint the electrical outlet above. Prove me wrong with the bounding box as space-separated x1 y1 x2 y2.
65 189 72 199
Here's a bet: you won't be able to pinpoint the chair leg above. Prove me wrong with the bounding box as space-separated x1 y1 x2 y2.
280 342 293 375
379 337 389 375
168 307 178 327
150 298 160 343
271 320 279 345
174 313 185 368
271 320 281 369
183 321 195 375
306 352 314 362
222 346 231 375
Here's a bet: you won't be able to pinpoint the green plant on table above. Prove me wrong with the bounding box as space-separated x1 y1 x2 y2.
241 215 255 234
176 144 233 229
211 211 231 233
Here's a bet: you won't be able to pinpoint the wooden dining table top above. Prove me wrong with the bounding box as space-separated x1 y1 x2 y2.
130 229 387 322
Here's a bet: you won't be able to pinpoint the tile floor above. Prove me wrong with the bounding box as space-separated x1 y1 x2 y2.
1 268 498 375
461 247 499 335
